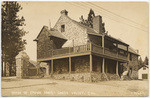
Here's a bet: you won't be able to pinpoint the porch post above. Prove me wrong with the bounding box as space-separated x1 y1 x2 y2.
69 57 71 74
102 35 105 54
51 59 53 75
102 58 105 73
116 61 118 75
105 62 108 73
116 43 118 57
90 54 92 72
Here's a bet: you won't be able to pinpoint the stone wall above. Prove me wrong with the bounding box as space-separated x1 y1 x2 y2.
16 51 29 78
54 13 88 46
129 54 139 71
88 35 102 46
122 53 139 79
37 26 56 59
52 73 91 82
16 51 44 78
53 58 69 74
93 56 102 72
72 55 90 73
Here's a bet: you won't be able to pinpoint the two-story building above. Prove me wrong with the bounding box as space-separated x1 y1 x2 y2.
34 10 139 82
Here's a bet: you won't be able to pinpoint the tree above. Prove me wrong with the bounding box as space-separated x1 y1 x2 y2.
79 9 95 28
2 1 27 76
143 56 149 65
138 57 144 69
79 9 105 33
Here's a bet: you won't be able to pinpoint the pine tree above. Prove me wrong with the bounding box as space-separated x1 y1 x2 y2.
138 57 144 69
144 56 149 65
2 1 27 76
79 9 95 27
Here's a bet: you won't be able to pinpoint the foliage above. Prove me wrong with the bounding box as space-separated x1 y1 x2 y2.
138 57 144 69
79 9 95 28
79 9 105 33
2 1 27 76
143 56 149 65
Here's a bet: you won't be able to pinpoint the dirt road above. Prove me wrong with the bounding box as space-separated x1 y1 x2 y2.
1 77 149 96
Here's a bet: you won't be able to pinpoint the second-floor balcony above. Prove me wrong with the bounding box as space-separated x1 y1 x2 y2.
38 43 128 62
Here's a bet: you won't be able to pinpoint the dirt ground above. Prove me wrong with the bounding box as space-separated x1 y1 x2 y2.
1 77 149 97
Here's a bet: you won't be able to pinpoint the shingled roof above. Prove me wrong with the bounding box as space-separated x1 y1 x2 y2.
34 26 67 41
48 28 67 40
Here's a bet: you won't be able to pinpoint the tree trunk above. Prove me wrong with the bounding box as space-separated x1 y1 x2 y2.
1 58 3 77
4 59 6 77
9 65 12 76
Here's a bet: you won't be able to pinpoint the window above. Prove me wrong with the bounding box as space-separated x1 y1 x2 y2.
142 74 148 79
61 25 65 32
143 67 146 70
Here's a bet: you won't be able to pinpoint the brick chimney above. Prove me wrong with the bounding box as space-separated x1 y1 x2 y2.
60 9 68 16
93 15 103 33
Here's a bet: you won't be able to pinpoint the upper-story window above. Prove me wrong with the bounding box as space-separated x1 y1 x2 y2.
143 67 146 70
61 25 65 32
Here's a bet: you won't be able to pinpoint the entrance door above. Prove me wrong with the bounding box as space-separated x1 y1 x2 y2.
142 74 148 79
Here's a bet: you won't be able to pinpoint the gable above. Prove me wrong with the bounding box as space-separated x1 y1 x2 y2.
35 26 49 40
53 15 88 46
139 66 149 72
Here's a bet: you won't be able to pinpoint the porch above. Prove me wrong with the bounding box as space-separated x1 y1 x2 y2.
43 55 125 82
37 43 128 62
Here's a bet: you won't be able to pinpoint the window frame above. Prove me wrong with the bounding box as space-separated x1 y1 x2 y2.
61 25 65 32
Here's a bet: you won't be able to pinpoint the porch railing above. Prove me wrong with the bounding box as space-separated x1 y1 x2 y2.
39 43 128 61
52 44 90 57
91 43 128 61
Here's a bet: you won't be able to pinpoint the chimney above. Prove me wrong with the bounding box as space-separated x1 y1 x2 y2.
60 9 68 16
93 15 103 33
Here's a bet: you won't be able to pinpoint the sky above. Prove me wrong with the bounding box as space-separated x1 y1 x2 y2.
18 1 149 61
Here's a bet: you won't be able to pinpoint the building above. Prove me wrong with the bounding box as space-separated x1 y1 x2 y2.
16 51 44 78
138 65 149 80
34 10 139 82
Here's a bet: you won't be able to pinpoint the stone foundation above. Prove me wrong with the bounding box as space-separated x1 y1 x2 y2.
51 72 120 82
52 73 91 82
106 73 120 80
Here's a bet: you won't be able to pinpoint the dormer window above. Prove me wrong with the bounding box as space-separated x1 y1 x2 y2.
61 25 65 32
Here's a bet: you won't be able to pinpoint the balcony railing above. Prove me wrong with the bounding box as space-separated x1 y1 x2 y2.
52 44 91 57
91 43 128 61
39 43 128 61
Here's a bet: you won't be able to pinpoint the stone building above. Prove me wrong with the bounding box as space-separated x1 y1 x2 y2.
16 51 44 78
34 10 139 82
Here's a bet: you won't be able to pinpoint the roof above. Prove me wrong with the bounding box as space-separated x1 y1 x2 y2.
34 26 67 41
48 28 67 40
105 35 129 46
139 65 149 70
118 44 139 55
28 60 38 69
62 40 74 47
